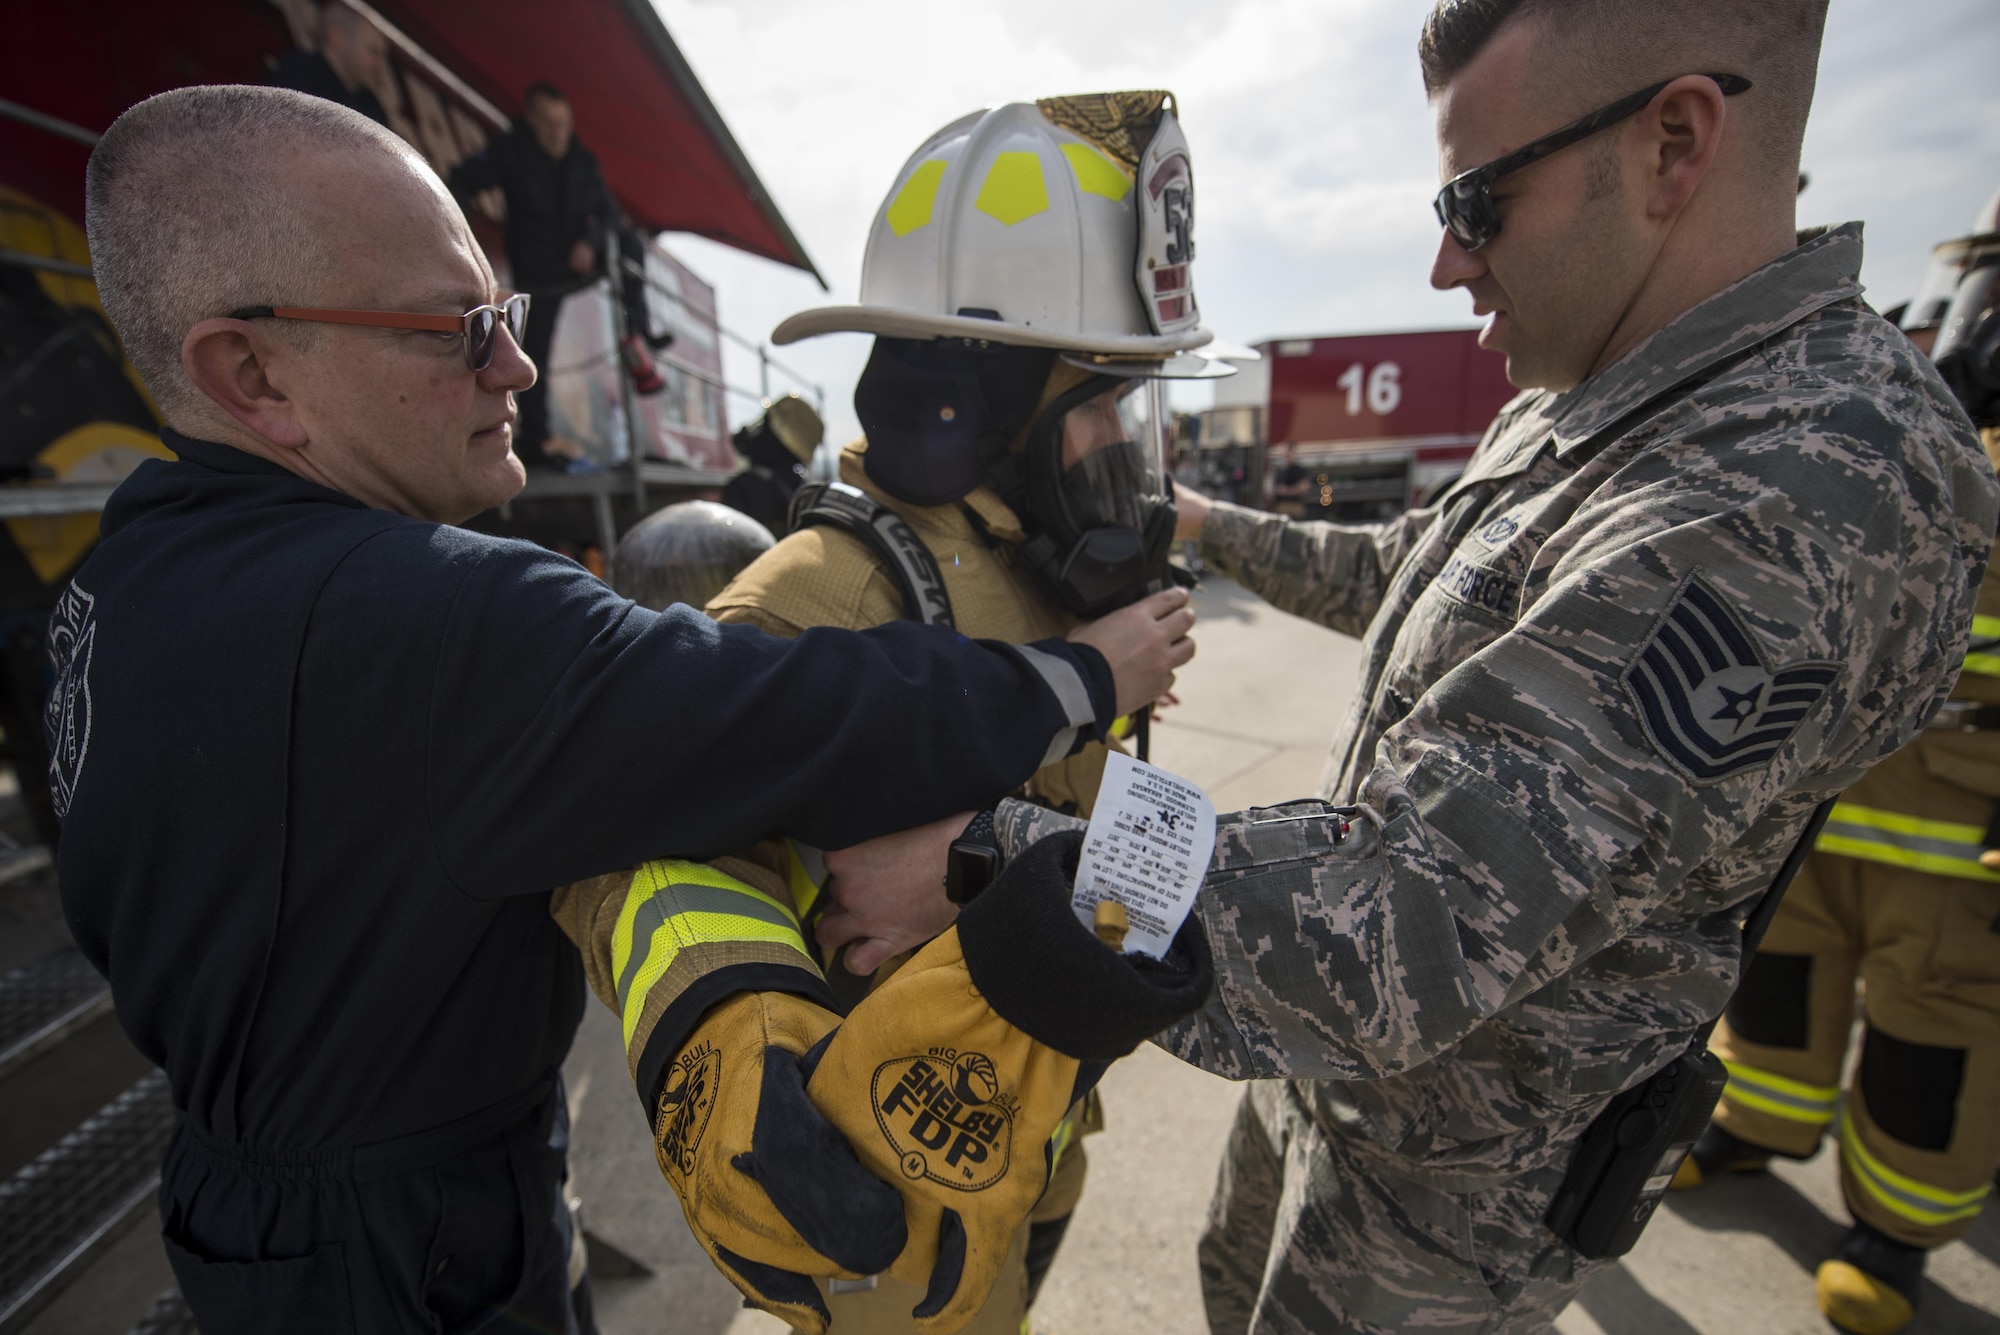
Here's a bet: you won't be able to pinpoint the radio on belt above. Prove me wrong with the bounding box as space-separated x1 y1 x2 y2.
1545 798 1834 1259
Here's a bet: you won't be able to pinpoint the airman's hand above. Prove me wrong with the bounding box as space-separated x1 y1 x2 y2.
1173 482 1212 541
1069 587 1196 717
817 812 970 976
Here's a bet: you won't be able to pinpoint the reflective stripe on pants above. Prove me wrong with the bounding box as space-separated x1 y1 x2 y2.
1720 1059 1839 1128
1814 802 2000 884
1840 1111 1991 1230
1961 614 2000 678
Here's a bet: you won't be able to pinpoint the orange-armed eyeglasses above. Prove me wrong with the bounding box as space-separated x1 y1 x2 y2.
228 293 530 371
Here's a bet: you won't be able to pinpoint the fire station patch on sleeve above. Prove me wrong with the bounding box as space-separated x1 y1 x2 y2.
44 581 95 819
1624 575 1837 784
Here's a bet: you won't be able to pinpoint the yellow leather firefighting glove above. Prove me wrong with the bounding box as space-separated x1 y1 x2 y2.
552 856 905 1333
803 830 1213 1334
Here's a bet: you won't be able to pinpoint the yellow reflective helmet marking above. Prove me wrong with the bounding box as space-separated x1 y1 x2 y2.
1059 142 1132 202
974 151 1051 226
885 159 949 237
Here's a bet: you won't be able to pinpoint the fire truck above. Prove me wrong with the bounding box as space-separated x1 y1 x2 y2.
1192 327 1519 519
0 4 820 1329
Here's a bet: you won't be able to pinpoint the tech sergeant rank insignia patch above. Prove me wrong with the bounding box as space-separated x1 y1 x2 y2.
1624 575 1837 784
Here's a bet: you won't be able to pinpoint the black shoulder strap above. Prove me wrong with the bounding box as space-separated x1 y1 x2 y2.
787 481 956 628
1696 796 1837 1043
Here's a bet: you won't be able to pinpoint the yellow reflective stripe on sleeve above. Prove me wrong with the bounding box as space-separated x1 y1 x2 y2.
1047 1109 1079 1178
1720 1060 1840 1126
1840 1114 1990 1227
610 859 812 1049
1815 803 2000 884
785 841 822 919
1962 616 2000 677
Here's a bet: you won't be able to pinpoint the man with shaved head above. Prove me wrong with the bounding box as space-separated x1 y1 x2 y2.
59 85 1191 1335
1023 0 1992 1329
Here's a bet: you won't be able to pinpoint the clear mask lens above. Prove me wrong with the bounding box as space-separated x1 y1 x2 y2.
1056 378 1167 532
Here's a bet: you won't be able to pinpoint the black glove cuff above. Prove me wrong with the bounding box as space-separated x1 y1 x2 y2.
955 829 1213 1060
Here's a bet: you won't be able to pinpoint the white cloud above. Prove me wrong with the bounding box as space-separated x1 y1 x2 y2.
656 0 2000 444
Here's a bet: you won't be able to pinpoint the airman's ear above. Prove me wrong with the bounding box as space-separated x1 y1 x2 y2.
1640 75 1730 222
181 318 310 450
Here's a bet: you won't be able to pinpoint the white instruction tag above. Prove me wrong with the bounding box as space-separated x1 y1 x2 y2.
1071 753 1216 958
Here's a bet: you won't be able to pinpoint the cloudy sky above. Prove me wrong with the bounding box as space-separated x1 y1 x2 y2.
654 0 2000 443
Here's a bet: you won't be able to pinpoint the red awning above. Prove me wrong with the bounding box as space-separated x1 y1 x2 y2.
1 0 819 283
374 0 822 284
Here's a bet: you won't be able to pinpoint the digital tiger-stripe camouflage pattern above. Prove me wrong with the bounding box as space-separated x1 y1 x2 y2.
996 223 1998 1332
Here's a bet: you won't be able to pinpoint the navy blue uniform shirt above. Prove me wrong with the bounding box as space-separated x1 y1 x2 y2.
53 431 1112 1147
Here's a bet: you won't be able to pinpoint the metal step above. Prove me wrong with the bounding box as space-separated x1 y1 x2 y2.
0 948 112 1083
127 1287 197 1335
0 843 48 891
0 1069 173 1334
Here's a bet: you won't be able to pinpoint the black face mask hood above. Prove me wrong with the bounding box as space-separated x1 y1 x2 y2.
854 337 1055 507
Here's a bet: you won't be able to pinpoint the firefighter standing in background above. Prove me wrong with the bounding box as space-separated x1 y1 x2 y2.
553 91 1222 1334
1678 206 2000 1335
720 393 824 535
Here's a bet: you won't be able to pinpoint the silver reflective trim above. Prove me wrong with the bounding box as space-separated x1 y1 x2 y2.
1011 644 1096 726
1010 643 1095 766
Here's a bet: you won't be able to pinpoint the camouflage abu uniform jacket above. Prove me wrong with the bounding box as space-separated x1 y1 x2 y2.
996 224 1999 1188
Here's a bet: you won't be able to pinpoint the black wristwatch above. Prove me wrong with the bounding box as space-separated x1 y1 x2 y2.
946 810 1002 905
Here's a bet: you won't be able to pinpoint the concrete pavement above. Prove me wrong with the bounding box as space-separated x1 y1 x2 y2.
565 574 2000 1333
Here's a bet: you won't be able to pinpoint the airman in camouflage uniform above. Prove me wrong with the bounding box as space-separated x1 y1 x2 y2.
992 223 1999 1331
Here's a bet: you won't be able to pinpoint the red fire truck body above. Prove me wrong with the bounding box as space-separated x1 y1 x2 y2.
1254 327 1518 513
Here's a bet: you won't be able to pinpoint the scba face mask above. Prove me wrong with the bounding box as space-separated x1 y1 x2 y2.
1016 374 1179 617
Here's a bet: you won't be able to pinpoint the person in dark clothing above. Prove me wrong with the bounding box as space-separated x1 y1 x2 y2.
68 86 1195 1335
268 3 389 126
720 393 822 533
448 83 669 467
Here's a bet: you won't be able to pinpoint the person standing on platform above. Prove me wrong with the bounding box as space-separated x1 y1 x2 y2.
447 83 670 469
269 3 390 127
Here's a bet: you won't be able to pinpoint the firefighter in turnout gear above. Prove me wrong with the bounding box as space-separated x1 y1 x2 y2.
1679 209 2000 1335
552 92 1217 1333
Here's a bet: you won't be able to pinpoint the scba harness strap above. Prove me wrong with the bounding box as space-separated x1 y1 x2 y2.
787 481 956 628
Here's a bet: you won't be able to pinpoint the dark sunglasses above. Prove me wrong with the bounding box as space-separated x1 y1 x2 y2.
1433 73 1752 251
228 293 531 371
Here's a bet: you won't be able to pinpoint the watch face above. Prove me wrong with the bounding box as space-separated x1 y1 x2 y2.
947 843 1001 904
